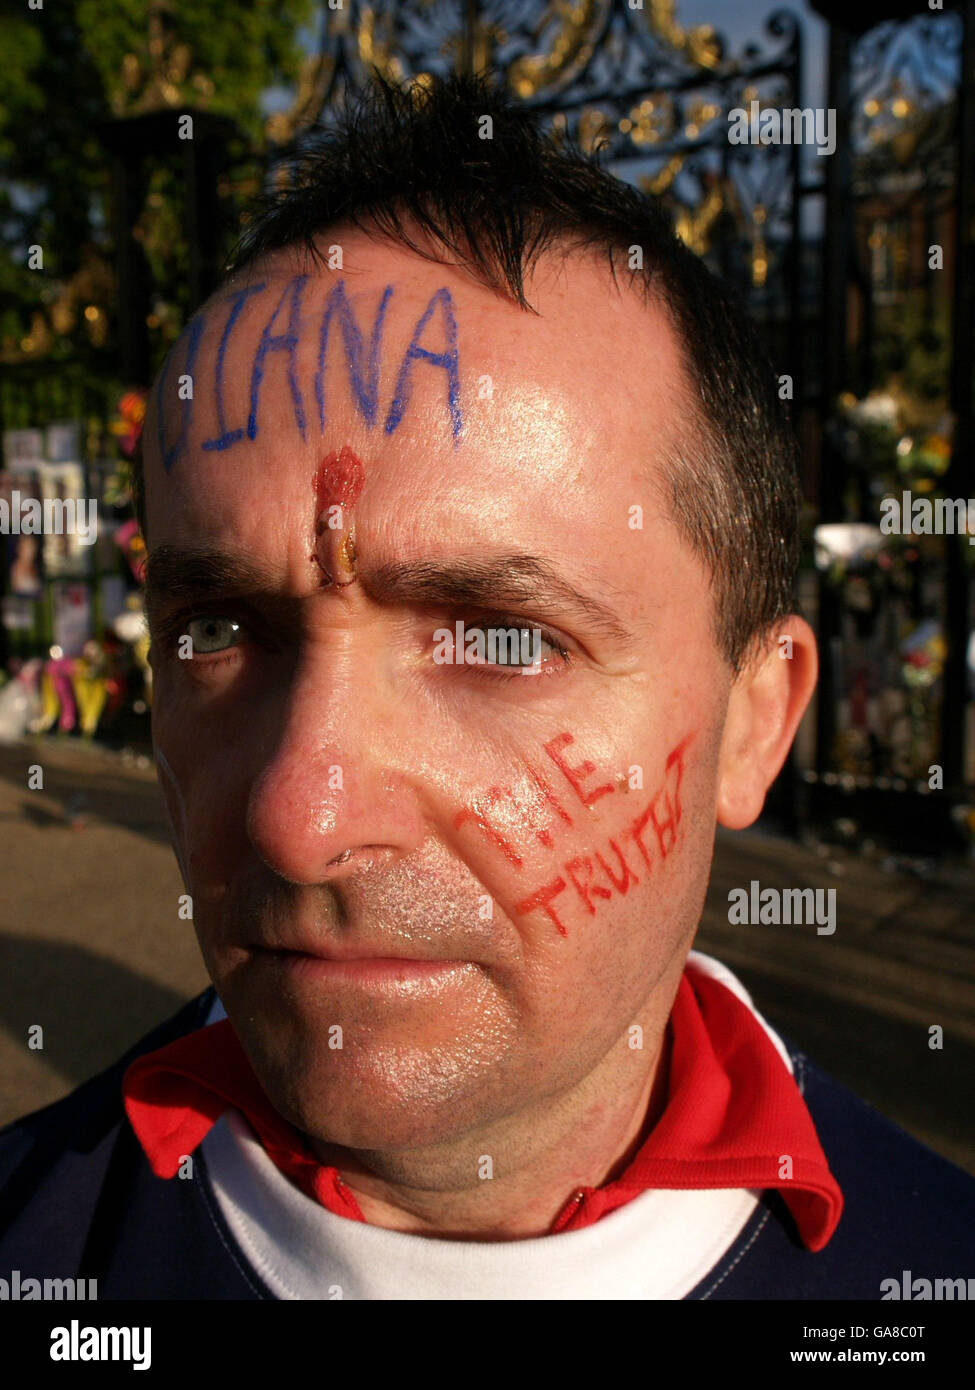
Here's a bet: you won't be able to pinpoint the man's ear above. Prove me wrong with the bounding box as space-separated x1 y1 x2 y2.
716 616 818 830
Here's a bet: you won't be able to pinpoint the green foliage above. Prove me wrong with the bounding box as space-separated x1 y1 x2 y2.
75 0 312 142
1 0 311 374
0 5 109 280
0 15 46 162
872 293 951 403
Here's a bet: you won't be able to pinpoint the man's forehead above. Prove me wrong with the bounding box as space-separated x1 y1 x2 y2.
142 241 689 553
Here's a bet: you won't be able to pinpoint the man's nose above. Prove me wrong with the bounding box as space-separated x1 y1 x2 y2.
245 650 428 884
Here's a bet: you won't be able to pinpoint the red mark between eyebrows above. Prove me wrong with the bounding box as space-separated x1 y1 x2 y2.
314 445 365 510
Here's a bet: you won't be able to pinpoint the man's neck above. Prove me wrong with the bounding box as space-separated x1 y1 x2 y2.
306 990 678 1241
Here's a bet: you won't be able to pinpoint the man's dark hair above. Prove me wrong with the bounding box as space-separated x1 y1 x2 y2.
139 71 801 672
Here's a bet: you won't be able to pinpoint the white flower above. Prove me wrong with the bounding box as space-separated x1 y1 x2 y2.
852 392 899 427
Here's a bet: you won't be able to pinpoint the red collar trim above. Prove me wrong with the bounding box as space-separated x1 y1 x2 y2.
123 964 843 1250
122 1017 364 1222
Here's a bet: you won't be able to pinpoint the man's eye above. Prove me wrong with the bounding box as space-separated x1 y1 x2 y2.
186 617 245 654
437 619 572 675
468 626 554 668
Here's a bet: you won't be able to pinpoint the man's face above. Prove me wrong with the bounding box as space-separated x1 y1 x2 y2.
143 234 735 1151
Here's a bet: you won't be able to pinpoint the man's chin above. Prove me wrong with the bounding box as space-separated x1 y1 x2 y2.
242 1040 505 1152
216 985 514 1152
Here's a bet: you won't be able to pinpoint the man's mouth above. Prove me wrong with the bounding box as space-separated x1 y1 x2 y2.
250 941 477 992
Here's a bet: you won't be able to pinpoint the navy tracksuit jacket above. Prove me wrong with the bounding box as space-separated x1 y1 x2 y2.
1 988 973 1300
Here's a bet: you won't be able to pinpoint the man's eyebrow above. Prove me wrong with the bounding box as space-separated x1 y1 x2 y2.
143 546 272 622
368 553 636 648
143 545 636 648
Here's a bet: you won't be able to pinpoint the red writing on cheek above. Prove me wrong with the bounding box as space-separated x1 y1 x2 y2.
543 731 615 808
453 786 525 867
627 737 687 870
564 855 614 915
594 839 641 895
456 763 575 860
514 877 571 937
524 765 574 847
456 729 694 937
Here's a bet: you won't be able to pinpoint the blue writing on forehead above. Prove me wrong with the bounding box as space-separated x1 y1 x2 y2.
315 281 393 432
158 278 465 473
385 287 463 442
247 275 310 442
158 314 205 474
202 283 266 452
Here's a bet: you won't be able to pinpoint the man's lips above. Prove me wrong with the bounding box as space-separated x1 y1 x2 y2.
247 937 477 990
250 936 458 963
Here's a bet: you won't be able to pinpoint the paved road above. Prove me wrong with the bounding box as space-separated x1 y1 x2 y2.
1 736 972 1173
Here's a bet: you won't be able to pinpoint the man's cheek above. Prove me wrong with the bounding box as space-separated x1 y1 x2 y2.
153 719 241 889
450 726 696 942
